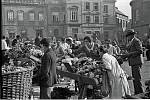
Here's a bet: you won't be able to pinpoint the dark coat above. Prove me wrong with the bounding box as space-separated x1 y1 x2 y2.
40 48 57 87
12 39 17 46
127 37 144 66
35 37 41 47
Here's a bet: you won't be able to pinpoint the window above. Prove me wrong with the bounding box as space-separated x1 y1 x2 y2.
52 15 59 22
72 28 78 33
94 16 99 23
86 16 90 23
7 10 14 21
38 12 44 21
70 7 78 21
29 12 35 21
18 10 24 21
54 29 59 36
104 5 108 13
135 9 139 21
85 2 90 10
86 31 92 34
93 3 98 11
52 12 59 23
103 17 108 24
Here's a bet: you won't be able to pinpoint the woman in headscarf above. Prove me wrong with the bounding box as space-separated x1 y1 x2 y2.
98 45 131 99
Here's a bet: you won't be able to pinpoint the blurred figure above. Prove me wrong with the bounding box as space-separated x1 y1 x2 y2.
35 35 41 47
5 37 10 47
146 36 150 61
54 41 64 57
105 39 118 56
112 40 121 54
12 35 21 47
2 36 10 51
60 37 71 54
93 37 101 46
66 37 79 50
2 36 11 66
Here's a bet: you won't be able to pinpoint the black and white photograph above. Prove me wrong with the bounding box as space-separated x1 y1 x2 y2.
1 0 150 99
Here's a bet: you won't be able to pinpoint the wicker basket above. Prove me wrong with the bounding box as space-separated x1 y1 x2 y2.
2 65 34 99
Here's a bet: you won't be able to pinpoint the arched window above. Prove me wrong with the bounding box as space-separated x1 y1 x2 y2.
18 10 24 21
7 10 14 21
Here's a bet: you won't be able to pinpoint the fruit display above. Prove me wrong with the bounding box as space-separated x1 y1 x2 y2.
76 57 105 85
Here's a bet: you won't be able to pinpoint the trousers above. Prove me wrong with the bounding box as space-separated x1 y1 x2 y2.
40 86 51 99
146 49 150 60
131 65 143 95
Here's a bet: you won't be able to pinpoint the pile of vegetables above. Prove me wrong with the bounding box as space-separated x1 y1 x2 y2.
2 58 35 74
56 56 105 85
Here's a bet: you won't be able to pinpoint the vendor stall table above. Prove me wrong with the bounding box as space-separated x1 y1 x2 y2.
56 69 102 99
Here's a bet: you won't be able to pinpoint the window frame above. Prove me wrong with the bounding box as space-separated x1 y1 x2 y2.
103 17 108 24
17 10 24 21
85 2 90 11
85 15 91 23
29 12 35 21
70 7 78 22
38 12 44 21
104 5 108 13
7 10 14 22
72 28 78 34
52 15 59 23
93 2 99 11
94 15 99 23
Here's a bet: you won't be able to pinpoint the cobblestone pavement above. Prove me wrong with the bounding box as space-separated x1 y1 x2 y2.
121 58 150 95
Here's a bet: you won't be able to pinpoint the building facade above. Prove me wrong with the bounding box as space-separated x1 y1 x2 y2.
81 0 104 40
2 0 48 40
115 7 129 45
130 0 150 41
46 0 66 40
102 0 116 40
65 0 82 39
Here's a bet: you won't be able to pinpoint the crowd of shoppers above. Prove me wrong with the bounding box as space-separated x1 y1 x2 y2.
1 28 149 99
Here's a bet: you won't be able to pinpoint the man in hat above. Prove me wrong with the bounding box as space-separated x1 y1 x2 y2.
39 38 57 99
124 29 143 95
